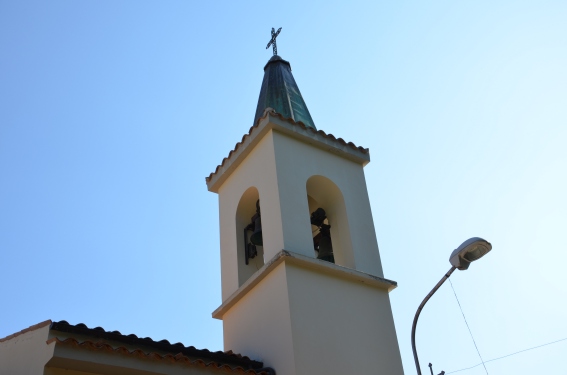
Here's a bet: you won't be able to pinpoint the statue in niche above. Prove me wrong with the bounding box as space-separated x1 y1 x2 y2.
310 208 335 263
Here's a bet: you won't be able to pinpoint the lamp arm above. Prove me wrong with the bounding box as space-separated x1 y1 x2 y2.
411 266 456 375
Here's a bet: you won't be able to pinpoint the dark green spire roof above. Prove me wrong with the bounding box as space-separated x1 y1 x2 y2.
253 55 316 130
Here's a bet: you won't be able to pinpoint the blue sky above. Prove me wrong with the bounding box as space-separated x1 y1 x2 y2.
1 1 566 374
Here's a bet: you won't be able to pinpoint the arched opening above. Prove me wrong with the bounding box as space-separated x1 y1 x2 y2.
235 186 265 286
306 175 355 268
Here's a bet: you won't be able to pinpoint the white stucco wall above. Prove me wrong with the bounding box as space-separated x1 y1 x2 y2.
215 122 383 301
285 263 404 375
0 323 54 375
217 132 285 300
222 262 297 375
221 259 404 375
271 131 383 277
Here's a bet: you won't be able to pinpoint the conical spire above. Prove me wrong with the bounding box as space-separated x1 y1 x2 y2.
253 55 316 130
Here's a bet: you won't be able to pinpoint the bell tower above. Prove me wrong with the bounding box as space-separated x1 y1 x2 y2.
206 45 404 375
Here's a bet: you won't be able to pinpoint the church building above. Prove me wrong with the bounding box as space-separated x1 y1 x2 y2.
0 31 405 375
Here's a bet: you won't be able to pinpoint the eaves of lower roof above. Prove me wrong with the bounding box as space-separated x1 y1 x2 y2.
49 320 268 372
49 337 274 375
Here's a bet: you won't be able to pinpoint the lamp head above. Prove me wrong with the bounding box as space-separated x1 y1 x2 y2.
449 237 492 270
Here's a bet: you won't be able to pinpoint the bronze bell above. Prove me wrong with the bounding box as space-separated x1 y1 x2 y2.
310 207 326 227
250 215 263 246
311 207 334 264
247 242 257 260
249 200 263 246
316 224 334 263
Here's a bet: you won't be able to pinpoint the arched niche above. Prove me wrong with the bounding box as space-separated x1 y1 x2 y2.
235 186 265 286
306 175 355 268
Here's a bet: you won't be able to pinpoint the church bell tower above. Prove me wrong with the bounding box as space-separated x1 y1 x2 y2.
206 31 404 375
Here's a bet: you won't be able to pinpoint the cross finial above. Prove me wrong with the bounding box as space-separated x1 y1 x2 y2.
266 27 282 56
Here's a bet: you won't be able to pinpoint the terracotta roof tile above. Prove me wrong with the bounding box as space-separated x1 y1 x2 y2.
49 320 269 372
206 109 369 183
48 338 272 374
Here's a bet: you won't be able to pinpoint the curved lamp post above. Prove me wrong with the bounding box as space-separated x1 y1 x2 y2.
411 237 492 375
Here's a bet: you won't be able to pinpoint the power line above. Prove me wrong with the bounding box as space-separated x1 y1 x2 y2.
446 337 567 373
448 278 489 375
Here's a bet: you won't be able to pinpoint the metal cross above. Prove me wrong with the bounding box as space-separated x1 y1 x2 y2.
266 27 282 56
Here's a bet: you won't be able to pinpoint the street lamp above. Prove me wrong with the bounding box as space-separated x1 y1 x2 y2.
411 237 492 375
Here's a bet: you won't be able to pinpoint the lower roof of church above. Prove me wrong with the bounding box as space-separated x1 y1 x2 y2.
2 320 274 375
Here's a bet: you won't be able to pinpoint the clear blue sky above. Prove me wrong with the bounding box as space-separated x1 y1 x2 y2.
1 1 566 374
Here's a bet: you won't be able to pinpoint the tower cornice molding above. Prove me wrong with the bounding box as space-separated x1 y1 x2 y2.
212 249 397 320
206 110 371 193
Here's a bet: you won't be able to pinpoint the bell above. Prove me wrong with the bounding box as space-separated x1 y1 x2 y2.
247 242 257 261
310 207 327 227
250 215 263 246
317 236 333 258
249 200 263 246
316 224 334 263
